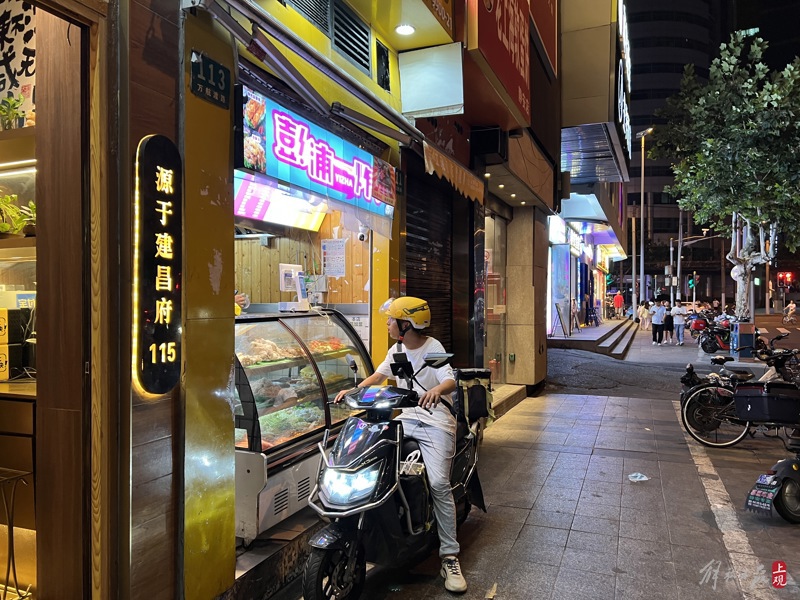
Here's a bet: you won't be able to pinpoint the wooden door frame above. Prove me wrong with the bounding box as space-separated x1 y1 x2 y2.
32 0 120 598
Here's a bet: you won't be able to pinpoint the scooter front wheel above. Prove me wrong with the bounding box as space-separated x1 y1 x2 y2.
303 544 366 600
774 478 800 524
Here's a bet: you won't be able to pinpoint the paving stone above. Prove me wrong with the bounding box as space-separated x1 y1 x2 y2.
569 514 621 536
551 568 616 600
618 520 671 544
574 499 621 520
524 508 575 530
516 524 569 547
494 560 559 599
616 573 679 599
559 547 618 577
566 529 618 554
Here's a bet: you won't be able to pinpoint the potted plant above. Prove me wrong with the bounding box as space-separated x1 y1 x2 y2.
0 194 27 235
0 94 25 131
19 200 35 235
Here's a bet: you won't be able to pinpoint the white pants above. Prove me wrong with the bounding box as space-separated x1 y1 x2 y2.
401 419 459 557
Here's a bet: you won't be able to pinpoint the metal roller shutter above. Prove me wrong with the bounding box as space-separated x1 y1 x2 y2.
405 162 453 351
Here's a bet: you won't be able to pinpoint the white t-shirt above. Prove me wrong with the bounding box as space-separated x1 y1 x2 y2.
375 336 456 435
671 306 687 325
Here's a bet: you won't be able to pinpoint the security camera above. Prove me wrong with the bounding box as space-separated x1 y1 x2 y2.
357 223 370 242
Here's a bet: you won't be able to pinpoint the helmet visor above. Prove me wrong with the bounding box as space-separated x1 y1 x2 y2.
378 298 396 316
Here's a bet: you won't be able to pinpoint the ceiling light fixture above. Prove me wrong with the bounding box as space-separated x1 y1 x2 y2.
484 173 491 178
395 24 415 35
521 201 526 205
498 184 505 189
511 193 516 198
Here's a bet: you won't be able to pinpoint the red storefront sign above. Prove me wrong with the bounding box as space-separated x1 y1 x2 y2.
530 0 558 76
467 0 531 126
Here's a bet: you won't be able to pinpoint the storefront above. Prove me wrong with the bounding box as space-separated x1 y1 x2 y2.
0 0 116 596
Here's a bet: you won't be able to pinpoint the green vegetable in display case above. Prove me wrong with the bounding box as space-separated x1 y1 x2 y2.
258 404 325 446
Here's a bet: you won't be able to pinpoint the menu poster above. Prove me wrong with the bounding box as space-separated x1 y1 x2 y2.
371 157 397 206
322 239 347 278
241 86 267 173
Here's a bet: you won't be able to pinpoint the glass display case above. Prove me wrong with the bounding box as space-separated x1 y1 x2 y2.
233 309 373 462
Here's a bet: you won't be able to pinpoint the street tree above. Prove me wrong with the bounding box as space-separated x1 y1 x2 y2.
649 33 800 320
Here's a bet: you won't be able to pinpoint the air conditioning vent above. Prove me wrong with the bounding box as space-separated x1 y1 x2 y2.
332 0 371 74
286 0 331 35
273 488 290 515
297 477 311 501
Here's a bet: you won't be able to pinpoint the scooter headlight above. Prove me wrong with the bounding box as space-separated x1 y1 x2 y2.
320 462 382 505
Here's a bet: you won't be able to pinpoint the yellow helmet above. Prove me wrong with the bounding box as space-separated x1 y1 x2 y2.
379 297 431 329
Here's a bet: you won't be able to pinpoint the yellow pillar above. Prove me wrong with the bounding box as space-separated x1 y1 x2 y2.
182 12 236 598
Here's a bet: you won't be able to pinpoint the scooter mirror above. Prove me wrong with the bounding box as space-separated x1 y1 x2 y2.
345 354 358 373
423 353 454 369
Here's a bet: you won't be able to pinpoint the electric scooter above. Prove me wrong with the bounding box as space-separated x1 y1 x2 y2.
302 353 485 600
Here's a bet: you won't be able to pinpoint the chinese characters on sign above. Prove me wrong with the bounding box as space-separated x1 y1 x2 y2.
237 87 396 221
189 50 230 109
0 0 36 114
134 135 183 396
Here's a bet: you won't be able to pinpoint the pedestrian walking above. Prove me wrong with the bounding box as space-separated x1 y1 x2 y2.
663 303 674 344
650 301 666 345
613 291 624 319
637 303 648 329
671 301 688 345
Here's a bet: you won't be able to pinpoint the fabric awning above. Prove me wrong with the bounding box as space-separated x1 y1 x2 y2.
423 142 484 203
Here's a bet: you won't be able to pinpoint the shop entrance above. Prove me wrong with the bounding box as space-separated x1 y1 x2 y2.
0 4 92 597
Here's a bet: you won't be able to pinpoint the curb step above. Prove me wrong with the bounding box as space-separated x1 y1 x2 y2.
609 321 639 359
597 319 636 351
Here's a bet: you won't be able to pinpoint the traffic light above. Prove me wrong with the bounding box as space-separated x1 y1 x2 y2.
778 272 789 288
787 273 794 287
688 276 695 289
605 273 614 286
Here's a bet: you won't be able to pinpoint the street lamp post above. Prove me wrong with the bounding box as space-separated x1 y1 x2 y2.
669 238 675 305
636 127 653 305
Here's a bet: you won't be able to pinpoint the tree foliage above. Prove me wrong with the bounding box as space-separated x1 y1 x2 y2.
649 33 800 250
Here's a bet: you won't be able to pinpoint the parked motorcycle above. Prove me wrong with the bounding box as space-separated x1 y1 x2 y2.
680 346 800 448
680 329 774 400
303 353 485 600
746 433 800 524
698 323 732 354
688 310 714 339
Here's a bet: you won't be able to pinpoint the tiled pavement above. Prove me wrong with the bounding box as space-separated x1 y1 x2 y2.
350 392 800 600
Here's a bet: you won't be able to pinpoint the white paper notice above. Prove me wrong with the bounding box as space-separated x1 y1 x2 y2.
322 239 347 277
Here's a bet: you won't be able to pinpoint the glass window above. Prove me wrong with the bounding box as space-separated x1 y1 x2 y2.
232 312 370 452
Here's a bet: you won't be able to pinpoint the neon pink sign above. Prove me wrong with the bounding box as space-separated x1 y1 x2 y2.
272 110 373 201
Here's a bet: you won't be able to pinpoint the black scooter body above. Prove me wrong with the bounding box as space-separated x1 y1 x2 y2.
308 385 483 564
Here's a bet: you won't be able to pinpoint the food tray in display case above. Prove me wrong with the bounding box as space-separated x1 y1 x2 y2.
232 309 373 461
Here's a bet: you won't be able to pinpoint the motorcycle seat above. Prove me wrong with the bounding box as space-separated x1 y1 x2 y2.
401 419 471 459
729 370 755 381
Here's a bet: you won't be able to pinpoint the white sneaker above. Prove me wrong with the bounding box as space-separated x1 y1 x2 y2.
652 342 657 345
441 556 467 593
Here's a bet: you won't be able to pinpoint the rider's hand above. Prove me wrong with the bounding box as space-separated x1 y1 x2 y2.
334 387 358 403
418 389 442 410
